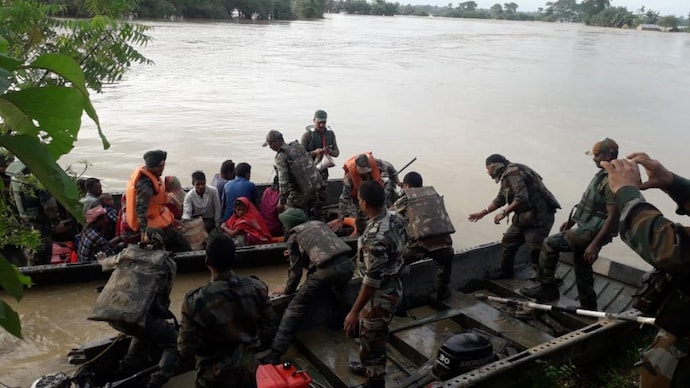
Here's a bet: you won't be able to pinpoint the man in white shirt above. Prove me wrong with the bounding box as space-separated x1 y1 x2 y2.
182 171 222 232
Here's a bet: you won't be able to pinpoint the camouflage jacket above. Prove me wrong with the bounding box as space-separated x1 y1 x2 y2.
492 163 558 224
135 174 155 230
274 141 323 205
572 169 617 235
178 273 275 366
357 209 407 289
301 126 340 158
338 158 397 217
616 174 690 276
392 194 453 251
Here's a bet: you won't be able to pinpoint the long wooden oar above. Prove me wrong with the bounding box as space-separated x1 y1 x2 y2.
475 294 657 326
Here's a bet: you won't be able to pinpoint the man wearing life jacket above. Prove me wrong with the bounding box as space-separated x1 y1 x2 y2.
125 150 190 252
331 152 402 236
468 154 561 279
262 208 355 365
521 138 619 309
301 109 340 218
263 130 324 218
393 172 455 301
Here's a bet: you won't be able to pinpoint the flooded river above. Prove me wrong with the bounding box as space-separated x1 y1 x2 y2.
1 14 689 386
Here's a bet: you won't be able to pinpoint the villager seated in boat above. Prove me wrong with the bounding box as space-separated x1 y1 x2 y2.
79 177 102 217
330 152 402 236
222 162 258 222
78 206 120 263
164 175 185 220
125 150 190 252
178 233 275 388
221 197 272 246
260 176 283 237
182 170 222 233
91 228 178 388
99 193 118 240
262 208 354 365
211 159 235 205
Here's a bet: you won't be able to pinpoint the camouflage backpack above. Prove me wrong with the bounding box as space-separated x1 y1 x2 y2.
404 186 456 240
282 141 324 194
292 220 351 266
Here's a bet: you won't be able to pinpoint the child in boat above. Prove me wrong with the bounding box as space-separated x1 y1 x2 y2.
221 197 272 246
98 193 118 239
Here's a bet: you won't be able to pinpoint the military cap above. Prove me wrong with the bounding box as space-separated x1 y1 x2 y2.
143 150 167 168
279 207 308 230
314 110 328 122
262 130 284 147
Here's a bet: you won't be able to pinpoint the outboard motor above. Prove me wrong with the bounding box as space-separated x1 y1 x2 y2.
432 332 496 381
30 372 71 388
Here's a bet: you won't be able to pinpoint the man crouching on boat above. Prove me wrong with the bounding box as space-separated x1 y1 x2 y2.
262 208 355 365
178 233 276 387
344 181 407 388
90 228 178 388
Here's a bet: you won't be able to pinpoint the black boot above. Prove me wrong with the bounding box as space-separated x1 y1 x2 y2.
348 361 367 377
519 283 559 302
364 378 385 388
260 351 282 365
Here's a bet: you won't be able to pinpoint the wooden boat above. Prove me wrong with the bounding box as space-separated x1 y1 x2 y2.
31 242 648 388
20 179 354 286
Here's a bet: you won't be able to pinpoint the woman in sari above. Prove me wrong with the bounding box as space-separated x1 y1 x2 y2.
221 197 272 246
164 176 186 220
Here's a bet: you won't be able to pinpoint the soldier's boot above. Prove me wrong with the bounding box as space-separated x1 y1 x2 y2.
260 351 282 365
519 283 559 303
348 361 367 377
364 378 385 388
436 287 451 302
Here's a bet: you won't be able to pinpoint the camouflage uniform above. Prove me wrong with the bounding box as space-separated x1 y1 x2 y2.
339 158 398 235
393 190 454 298
302 126 340 218
357 209 407 379
136 175 191 252
271 221 354 354
178 273 275 388
492 163 558 275
614 175 690 387
537 169 617 310
274 141 324 217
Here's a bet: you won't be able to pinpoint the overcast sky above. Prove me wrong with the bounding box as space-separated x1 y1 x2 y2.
414 0 688 16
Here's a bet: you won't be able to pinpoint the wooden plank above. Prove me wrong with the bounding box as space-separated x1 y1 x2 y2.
443 291 554 349
296 329 366 388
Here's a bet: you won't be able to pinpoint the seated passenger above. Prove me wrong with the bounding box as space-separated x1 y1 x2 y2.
99 193 118 239
78 206 117 262
221 197 272 246
211 159 235 204
260 176 283 237
164 176 185 220
222 163 258 222
182 171 222 233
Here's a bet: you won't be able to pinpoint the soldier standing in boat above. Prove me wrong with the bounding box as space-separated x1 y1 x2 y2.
302 109 340 217
178 233 275 387
262 208 355 365
392 172 455 301
468 154 560 279
263 129 324 218
602 152 690 387
331 152 402 236
521 138 619 309
344 181 407 388
125 150 190 252
90 228 178 388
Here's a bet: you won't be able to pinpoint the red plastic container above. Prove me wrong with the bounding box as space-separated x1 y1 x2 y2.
256 362 312 388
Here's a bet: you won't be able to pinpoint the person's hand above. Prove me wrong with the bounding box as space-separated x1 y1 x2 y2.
343 310 360 337
140 230 149 243
559 221 573 232
329 219 344 232
271 286 286 296
95 251 107 261
601 159 643 194
627 152 674 191
493 212 506 225
583 243 601 264
313 148 324 157
468 211 486 223
277 204 286 213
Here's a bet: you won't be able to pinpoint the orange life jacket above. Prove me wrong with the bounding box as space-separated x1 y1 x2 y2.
343 152 382 198
125 166 173 232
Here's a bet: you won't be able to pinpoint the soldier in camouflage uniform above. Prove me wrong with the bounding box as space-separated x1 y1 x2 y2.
92 228 178 388
344 180 407 388
302 110 340 218
263 130 324 218
602 152 690 388
521 139 620 309
469 154 560 279
178 233 275 388
393 172 455 301
262 208 355 365
331 152 402 236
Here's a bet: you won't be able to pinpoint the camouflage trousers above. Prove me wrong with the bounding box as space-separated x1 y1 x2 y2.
272 254 355 354
403 246 454 296
537 228 605 310
286 190 319 220
311 174 330 220
195 349 258 388
110 312 178 383
639 330 690 388
360 278 403 379
501 214 554 276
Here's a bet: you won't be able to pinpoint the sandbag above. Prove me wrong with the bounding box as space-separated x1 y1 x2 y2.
292 221 351 266
181 217 208 250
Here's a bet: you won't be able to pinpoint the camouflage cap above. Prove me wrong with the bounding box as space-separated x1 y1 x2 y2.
314 110 327 122
355 154 372 174
586 138 619 156
262 130 284 147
